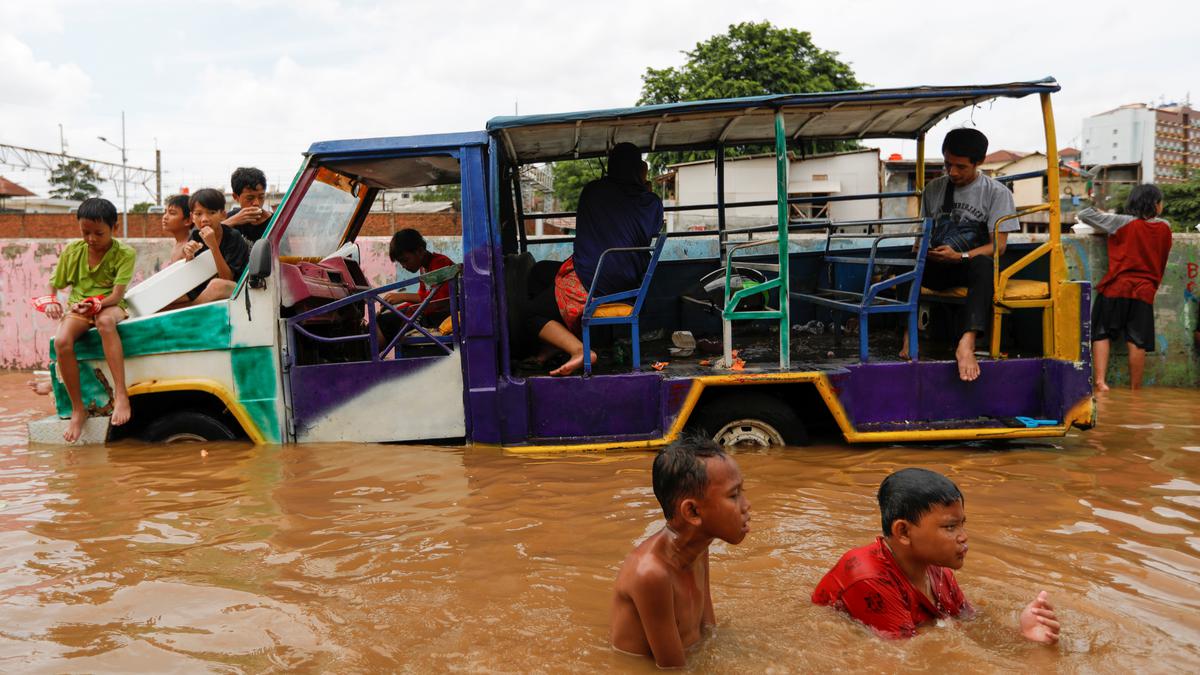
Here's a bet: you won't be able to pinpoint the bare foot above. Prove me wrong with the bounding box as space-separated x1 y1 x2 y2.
1095 381 1110 392
111 394 132 426
64 410 86 443
27 379 52 396
898 333 910 360
549 350 598 376
956 343 981 382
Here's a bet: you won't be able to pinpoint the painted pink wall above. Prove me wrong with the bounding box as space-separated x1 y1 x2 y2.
0 237 398 369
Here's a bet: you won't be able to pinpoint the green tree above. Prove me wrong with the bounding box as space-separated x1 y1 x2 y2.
1107 176 1200 233
411 183 461 210
551 159 604 212
638 21 865 170
48 159 104 201
1161 177 1200 231
131 201 154 214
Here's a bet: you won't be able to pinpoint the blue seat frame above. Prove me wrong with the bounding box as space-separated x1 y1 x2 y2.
789 218 932 362
580 230 668 376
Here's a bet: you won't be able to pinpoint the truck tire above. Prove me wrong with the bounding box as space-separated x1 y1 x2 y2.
689 391 808 447
141 411 238 443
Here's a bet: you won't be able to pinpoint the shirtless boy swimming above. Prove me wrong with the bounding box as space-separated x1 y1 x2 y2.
610 436 751 668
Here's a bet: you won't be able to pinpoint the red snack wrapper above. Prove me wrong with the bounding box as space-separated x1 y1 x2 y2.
76 296 104 317
31 295 62 313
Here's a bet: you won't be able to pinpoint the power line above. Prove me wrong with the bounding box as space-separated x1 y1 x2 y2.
0 142 159 201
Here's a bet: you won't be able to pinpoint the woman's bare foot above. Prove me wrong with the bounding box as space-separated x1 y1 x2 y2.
111 394 132 426
1095 381 1110 392
955 342 981 382
64 410 87 443
549 350 598 376
27 379 52 396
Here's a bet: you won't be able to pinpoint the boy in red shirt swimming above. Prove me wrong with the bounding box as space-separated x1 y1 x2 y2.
812 468 1060 643
1077 184 1173 391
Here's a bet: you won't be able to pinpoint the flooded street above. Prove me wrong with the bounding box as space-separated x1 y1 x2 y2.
1 371 1198 672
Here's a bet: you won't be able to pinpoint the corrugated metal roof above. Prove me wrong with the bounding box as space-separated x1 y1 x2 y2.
488 79 1060 164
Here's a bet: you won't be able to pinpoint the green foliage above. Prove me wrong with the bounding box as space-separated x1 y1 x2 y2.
131 201 154 214
551 159 604 212
1107 177 1200 232
411 183 461 210
638 21 865 171
48 159 103 201
1161 177 1200 231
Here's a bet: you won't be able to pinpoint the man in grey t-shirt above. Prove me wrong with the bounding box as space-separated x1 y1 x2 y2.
905 128 1017 381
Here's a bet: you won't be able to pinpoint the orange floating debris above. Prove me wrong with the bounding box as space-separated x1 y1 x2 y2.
651 361 669 371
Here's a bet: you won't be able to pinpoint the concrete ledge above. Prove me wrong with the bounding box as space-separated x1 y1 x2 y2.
27 414 110 446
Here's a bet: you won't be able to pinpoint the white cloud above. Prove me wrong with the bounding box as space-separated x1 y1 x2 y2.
2 0 1198 204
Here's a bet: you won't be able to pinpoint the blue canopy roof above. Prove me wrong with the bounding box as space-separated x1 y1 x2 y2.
487 79 1060 164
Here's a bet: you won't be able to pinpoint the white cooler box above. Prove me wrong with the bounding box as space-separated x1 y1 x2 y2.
125 250 217 317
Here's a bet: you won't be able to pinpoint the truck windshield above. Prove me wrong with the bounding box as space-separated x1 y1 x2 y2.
278 168 360 258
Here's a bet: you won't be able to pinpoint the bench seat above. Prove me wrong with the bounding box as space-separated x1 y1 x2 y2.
921 278 1049 302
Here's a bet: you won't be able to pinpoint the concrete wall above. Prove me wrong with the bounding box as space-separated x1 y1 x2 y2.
3 234 1198 385
1063 233 1199 387
0 212 462 239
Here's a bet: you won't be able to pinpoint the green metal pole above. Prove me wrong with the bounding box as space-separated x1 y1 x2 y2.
775 111 790 369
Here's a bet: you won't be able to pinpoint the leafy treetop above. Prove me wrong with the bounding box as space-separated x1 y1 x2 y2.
637 21 865 171
49 159 103 201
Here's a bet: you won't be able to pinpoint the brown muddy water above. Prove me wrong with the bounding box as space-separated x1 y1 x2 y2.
0 372 1198 673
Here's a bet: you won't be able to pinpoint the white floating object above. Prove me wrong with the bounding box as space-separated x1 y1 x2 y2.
125 250 217 317
1071 224 1095 235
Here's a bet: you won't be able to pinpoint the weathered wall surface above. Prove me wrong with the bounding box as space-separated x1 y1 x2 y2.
0 212 462 239
1063 233 1199 387
3 234 1198 385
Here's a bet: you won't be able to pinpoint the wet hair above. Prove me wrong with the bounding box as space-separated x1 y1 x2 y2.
166 194 190 218
389 228 427 262
77 197 117 227
231 167 267 195
878 468 964 536
941 128 989 164
652 435 727 520
1125 184 1163 220
606 142 643 185
188 188 225 213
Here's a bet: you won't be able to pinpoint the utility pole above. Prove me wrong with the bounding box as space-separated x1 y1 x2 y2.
58 123 67 155
100 111 129 237
155 149 162 206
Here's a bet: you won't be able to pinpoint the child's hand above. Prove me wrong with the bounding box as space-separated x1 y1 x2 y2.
198 225 219 248
182 240 203 260
45 302 63 320
1019 590 1060 644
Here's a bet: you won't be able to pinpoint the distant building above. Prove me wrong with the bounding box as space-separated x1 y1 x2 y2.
667 148 883 231
1082 101 1197 203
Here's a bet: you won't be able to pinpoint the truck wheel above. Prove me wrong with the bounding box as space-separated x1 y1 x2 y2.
141 411 238 443
690 392 808 447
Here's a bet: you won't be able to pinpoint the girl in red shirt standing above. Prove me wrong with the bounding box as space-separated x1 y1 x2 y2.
1079 184 1173 391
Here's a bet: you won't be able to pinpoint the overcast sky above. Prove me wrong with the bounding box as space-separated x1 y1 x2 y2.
2 0 1197 205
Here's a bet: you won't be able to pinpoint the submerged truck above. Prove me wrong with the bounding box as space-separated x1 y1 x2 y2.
30 78 1094 450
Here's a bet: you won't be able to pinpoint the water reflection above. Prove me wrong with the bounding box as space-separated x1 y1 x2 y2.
0 376 1197 671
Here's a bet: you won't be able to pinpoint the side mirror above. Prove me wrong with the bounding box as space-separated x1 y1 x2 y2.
247 238 273 289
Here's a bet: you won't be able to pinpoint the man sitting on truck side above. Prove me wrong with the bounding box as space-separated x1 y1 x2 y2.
902 128 1017 382
522 142 663 376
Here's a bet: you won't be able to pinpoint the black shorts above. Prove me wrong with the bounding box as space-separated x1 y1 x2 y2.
1092 294 1156 351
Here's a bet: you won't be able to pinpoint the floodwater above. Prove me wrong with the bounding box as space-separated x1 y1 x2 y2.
0 372 1198 673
